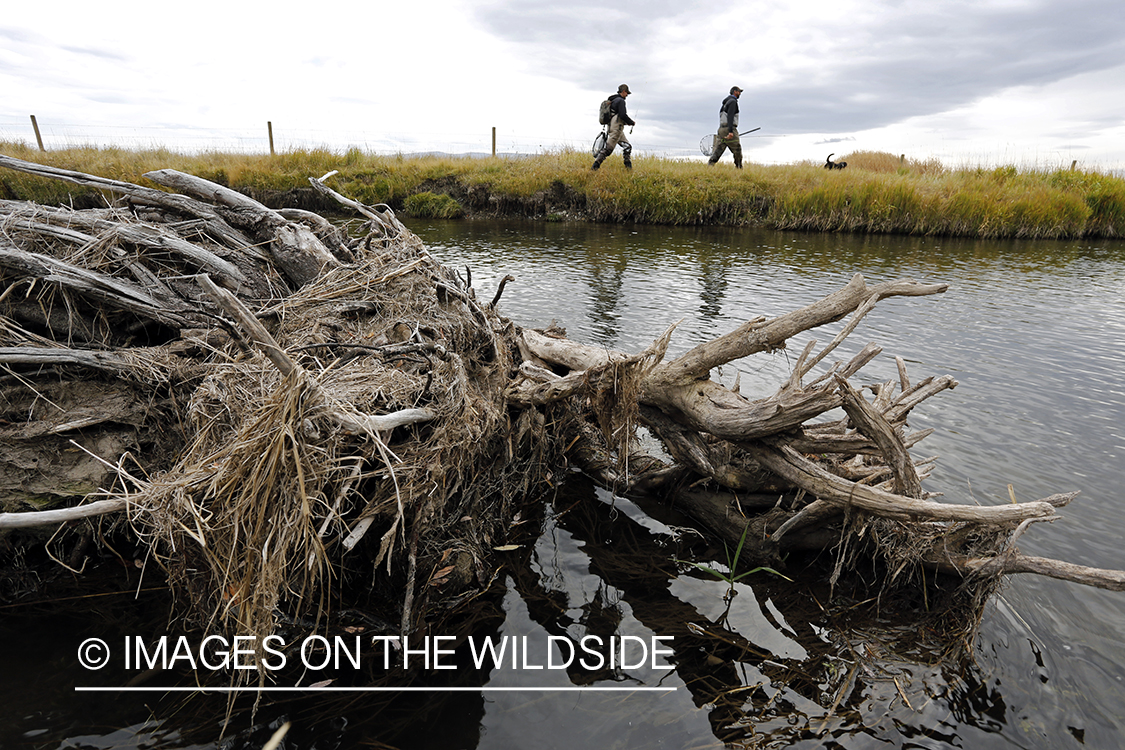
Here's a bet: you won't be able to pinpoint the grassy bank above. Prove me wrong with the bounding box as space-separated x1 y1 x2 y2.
2 142 1124 239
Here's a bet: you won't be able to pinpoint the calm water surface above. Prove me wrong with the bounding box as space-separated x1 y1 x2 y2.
3 220 1123 749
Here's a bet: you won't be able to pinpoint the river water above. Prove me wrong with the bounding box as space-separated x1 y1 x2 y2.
3 220 1124 748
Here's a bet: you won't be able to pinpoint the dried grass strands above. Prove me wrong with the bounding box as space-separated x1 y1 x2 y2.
0 245 195 329
140 368 346 639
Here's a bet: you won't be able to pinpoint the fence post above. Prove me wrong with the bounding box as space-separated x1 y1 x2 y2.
268 121 275 156
492 127 496 158
30 115 45 152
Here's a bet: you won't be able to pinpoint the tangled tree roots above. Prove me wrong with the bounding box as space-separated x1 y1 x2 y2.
2 153 1123 664
0 155 560 646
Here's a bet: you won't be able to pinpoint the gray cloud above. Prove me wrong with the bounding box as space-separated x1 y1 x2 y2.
472 0 694 92
474 0 1125 144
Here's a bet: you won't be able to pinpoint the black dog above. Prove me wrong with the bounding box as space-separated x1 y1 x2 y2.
824 153 847 170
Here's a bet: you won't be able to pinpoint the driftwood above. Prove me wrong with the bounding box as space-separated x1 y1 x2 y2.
142 168 341 286
2 151 1123 661
0 498 127 529
0 201 248 287
515 278 1125 592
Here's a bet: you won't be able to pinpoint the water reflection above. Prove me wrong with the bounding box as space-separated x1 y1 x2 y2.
484 477 1036 748
584 247 628 348
697 251 730 321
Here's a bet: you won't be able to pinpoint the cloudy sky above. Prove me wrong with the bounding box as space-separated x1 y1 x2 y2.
2 0 1124 170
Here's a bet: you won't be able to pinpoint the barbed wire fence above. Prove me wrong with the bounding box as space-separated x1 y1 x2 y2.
0 116 712 161
9 115 1109 174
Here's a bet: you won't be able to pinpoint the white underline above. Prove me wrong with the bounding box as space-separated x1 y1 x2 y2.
75 686 674 693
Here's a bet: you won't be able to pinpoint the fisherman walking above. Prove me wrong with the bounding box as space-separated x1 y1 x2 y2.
592 84 635 171
708 86 743 169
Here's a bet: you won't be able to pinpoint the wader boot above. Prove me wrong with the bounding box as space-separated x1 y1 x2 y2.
591 149 607 170
622 143 633 170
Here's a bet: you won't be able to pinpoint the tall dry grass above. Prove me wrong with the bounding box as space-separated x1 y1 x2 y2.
1 141 1123 238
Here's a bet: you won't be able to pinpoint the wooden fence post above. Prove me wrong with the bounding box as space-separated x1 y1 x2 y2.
30 115 45 152
492 127 496 157
268 121 275 156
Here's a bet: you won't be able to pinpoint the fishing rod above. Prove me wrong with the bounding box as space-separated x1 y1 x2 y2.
699 127 761 157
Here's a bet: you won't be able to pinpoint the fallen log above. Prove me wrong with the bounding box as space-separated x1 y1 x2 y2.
0 346 137 372
0 244 197 329
515 275 1123 596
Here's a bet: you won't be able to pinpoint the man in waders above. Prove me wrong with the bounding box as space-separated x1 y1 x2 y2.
708 86 743 169
592 84 635 170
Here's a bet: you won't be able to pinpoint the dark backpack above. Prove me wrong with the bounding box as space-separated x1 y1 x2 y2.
598 98 613 126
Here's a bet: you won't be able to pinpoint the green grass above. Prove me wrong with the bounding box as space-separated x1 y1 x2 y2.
678 523 790 603
404 191 464 219
2 141 1123 239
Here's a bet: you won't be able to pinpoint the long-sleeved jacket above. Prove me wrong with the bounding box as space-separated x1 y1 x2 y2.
608 94 635 127
718 94 740 130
